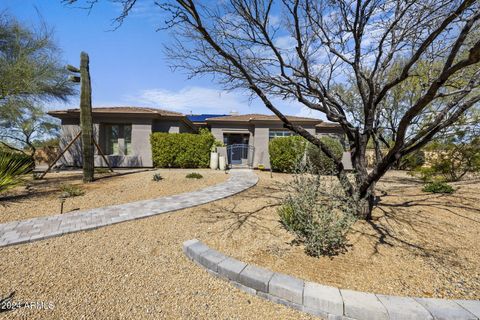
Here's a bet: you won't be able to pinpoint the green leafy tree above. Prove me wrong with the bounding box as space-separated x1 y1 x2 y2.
0 13 74 160
0 101 59 159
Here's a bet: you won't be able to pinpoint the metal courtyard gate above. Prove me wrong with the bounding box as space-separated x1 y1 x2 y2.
226 144 254 168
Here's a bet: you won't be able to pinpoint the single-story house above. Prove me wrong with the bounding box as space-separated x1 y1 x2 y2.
203 114 345 168
48 106 347 169
48 107 197 167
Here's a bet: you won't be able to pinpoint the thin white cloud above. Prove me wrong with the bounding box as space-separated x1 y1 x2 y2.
294 105 327 120
125 86 255 114
124 86 327 120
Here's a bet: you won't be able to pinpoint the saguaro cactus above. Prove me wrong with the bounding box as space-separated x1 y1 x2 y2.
79 52 94 182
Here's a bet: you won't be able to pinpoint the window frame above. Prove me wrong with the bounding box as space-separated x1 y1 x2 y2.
103 123 132 156
268 129 295 140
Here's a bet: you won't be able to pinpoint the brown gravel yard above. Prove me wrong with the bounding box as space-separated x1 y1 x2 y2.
203 171 480 300
0 170 479 319
0 168 228 224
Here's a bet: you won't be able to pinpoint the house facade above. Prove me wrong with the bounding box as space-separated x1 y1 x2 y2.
48 107 197 168
49 106 347 169
203 114 345 169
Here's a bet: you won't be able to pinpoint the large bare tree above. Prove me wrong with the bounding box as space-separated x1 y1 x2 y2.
68 0 480 219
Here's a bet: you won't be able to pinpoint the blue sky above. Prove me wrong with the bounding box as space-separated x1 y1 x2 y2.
1 0 323 118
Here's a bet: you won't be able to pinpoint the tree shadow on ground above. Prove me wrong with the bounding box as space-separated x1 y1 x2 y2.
198 181 286 238
352 181 480 268
199 172 480 269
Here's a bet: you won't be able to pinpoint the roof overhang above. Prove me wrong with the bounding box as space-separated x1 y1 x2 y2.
48 110 198 132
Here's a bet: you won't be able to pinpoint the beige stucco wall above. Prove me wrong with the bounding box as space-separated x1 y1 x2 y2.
253 125 270 168
58 116 177 168
152 119 194 134
211 121 322 169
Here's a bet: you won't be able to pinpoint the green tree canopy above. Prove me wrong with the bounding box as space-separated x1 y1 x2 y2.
0 13 75 157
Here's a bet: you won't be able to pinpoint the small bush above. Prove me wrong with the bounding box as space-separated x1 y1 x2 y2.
60 184 85 197
186 172 203 179
211 140 224 152
152 173 163 181
410 166 438 183
269 136 306 173
150 128 215 168
278 172 356 256
410 134 480 181
306 137 344 175
422 182 454 194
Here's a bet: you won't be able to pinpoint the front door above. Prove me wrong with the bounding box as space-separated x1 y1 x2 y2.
224 134 249 165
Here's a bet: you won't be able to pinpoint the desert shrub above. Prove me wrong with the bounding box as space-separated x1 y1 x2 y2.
306 137 344 175
152 173 163 181
410 166 437 183
0 151 34 193
186 172 203 179
278 172 356 256
59 184 85 197
269 136 306 173
427 138 480 181
397 150 425 170
422 181 454 194
410 138 480 183
150 128 215 168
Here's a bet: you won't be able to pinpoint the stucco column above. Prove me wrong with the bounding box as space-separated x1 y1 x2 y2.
253 126 270 169
132 120 153 167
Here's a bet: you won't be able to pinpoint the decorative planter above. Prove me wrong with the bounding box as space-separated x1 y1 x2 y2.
210 152 219 170
219 156 226 171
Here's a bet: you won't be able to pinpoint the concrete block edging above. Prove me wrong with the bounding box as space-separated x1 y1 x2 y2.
183 239 480 320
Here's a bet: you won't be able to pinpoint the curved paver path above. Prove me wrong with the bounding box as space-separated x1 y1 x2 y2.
183 239 480 320
0 169 258 247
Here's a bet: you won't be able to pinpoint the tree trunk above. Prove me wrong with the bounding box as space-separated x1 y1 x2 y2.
356 188 376 220
80 52 94 183
351 137 377 220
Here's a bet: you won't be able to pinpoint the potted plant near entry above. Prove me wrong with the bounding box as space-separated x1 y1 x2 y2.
210 141 224 170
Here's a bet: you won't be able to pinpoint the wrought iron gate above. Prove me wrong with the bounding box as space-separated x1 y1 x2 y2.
226 144 254 168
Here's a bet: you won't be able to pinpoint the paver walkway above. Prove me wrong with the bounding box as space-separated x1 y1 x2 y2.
0 169 258 247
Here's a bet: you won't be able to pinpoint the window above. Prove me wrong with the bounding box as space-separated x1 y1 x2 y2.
105 124 132 155
269 130 294 140
124 125 132 155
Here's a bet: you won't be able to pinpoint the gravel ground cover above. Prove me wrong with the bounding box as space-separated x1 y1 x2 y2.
0 170 478 319
203 171 480 300
0 169 228 224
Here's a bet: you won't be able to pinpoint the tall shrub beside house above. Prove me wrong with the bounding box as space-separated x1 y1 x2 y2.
269 136 306 173
307 137 344 175
150 129 215 168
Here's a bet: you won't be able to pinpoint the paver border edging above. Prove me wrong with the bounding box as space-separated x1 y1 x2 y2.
0 170 258 247
183 239 480 320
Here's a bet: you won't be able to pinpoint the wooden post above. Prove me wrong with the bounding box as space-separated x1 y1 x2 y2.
39 132 81 179
93 138 114 173
80 52 94 182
